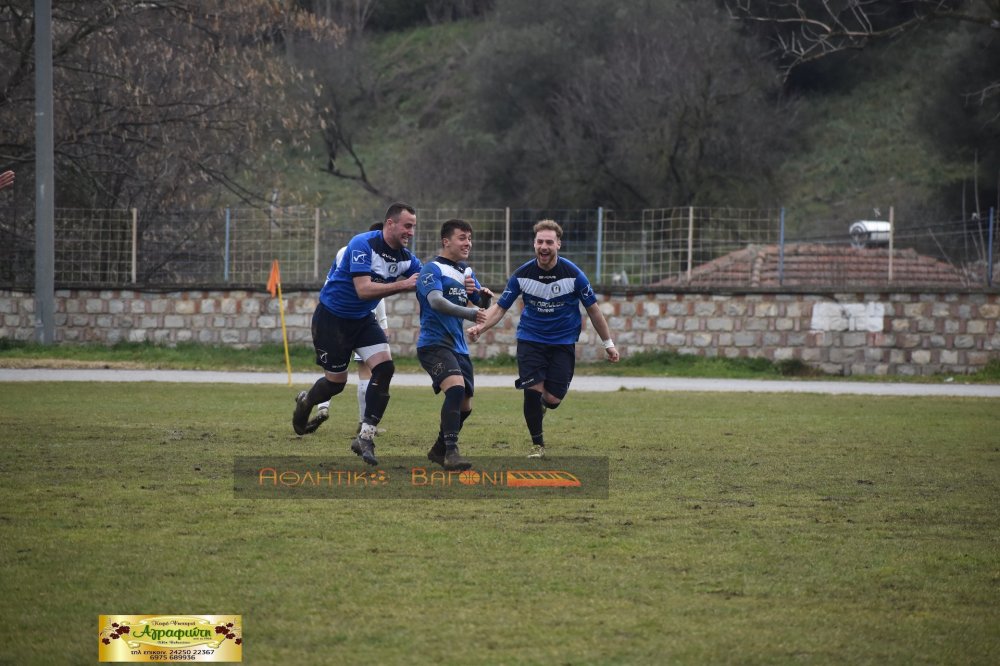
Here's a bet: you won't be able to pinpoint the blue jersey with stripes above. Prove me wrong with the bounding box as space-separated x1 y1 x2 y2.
416 256 483 354
319 230 421 319
496 257 597 345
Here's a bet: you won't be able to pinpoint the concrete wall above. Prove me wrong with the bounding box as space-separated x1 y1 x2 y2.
1 288 998 376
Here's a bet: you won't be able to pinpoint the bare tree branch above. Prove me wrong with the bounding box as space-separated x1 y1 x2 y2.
727 1 998 79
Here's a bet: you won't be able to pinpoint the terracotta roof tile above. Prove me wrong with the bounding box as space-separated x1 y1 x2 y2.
656 243 974 288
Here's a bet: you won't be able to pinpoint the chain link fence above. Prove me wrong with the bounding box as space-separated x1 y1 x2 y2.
0 203 996 289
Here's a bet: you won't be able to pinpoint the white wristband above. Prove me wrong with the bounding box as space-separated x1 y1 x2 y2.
602 339 615 349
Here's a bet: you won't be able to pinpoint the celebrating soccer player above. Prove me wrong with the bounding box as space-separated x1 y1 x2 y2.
312 221 391 438
416 219 493 471
468 219 619 458
293 203 421 466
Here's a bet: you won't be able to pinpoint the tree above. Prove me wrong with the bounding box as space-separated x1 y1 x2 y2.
725 0 1000 215
397 0 794 208
725 1 999 95
0 0 341 211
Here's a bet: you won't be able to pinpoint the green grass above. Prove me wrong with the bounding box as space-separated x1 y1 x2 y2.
1 382 998 664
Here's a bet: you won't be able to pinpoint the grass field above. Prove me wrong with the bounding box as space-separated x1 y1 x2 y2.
1 382 998 664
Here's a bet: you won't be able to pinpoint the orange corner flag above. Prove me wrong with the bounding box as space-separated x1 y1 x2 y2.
267 260 280 297
267 259 293 385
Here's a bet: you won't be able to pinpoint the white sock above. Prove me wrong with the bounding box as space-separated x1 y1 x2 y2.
317 401 330 411
357 379 370 423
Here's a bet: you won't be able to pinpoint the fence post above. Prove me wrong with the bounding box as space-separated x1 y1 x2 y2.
131 207 138 284
314 207 320 281
505 206 511 277
224 207 231 283
778 207 785 287
596 206 603 284
988 207 995 288
888 206 895 284
686 206 694 282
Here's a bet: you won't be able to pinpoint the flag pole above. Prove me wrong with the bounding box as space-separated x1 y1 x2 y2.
268 260 293 386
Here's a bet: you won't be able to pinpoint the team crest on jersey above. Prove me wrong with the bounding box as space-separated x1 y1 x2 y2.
352 250 369 264
581 285 594 299
552 284 562 295
388 263 398 275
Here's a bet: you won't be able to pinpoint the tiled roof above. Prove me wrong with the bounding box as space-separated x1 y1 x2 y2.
655 243 976 288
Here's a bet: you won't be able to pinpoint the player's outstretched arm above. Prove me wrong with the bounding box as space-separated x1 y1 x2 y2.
585 302 620 362
353 273 418 300
467 303 507 342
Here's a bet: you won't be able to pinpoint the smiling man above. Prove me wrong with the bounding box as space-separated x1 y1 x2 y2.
415 219 493 471
292 202 421 466
468 219 619 458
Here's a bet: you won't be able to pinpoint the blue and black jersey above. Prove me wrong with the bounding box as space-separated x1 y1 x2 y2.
416 256 483 354
319 230 421 319
496 257 597 345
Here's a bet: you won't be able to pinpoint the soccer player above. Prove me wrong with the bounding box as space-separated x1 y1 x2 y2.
313 222 390 436
467 219 619 458
293 203 421 466
416 219 493 471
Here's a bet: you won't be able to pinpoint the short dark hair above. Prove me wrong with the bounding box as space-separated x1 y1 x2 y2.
384 202 415 223
369 221 384 231
440 218 472 240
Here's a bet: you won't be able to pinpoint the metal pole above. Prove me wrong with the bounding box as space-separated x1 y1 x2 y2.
686 206 694 282
778 207 785 286
224 207 231 282
988 207 995 288
131 208 137 284
888 206 895 284
504 206 511 277
595 206 603 284
314 207 320 280
34 0 55 344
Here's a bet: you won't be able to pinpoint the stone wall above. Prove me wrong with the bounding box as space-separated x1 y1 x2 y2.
1 288 998 376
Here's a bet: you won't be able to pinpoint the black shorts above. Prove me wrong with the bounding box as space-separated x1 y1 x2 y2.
514 340 575 399
311 304 388 373
417 345 475 396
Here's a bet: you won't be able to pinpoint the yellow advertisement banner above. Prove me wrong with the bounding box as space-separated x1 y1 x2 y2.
98 615 242 662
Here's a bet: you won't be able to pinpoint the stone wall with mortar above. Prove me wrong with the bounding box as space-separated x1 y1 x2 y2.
1 288 997 376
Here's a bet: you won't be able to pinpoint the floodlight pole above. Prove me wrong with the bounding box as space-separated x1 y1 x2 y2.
34 0 55 344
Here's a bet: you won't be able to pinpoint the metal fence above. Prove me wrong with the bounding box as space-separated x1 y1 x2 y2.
0 204 996 289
